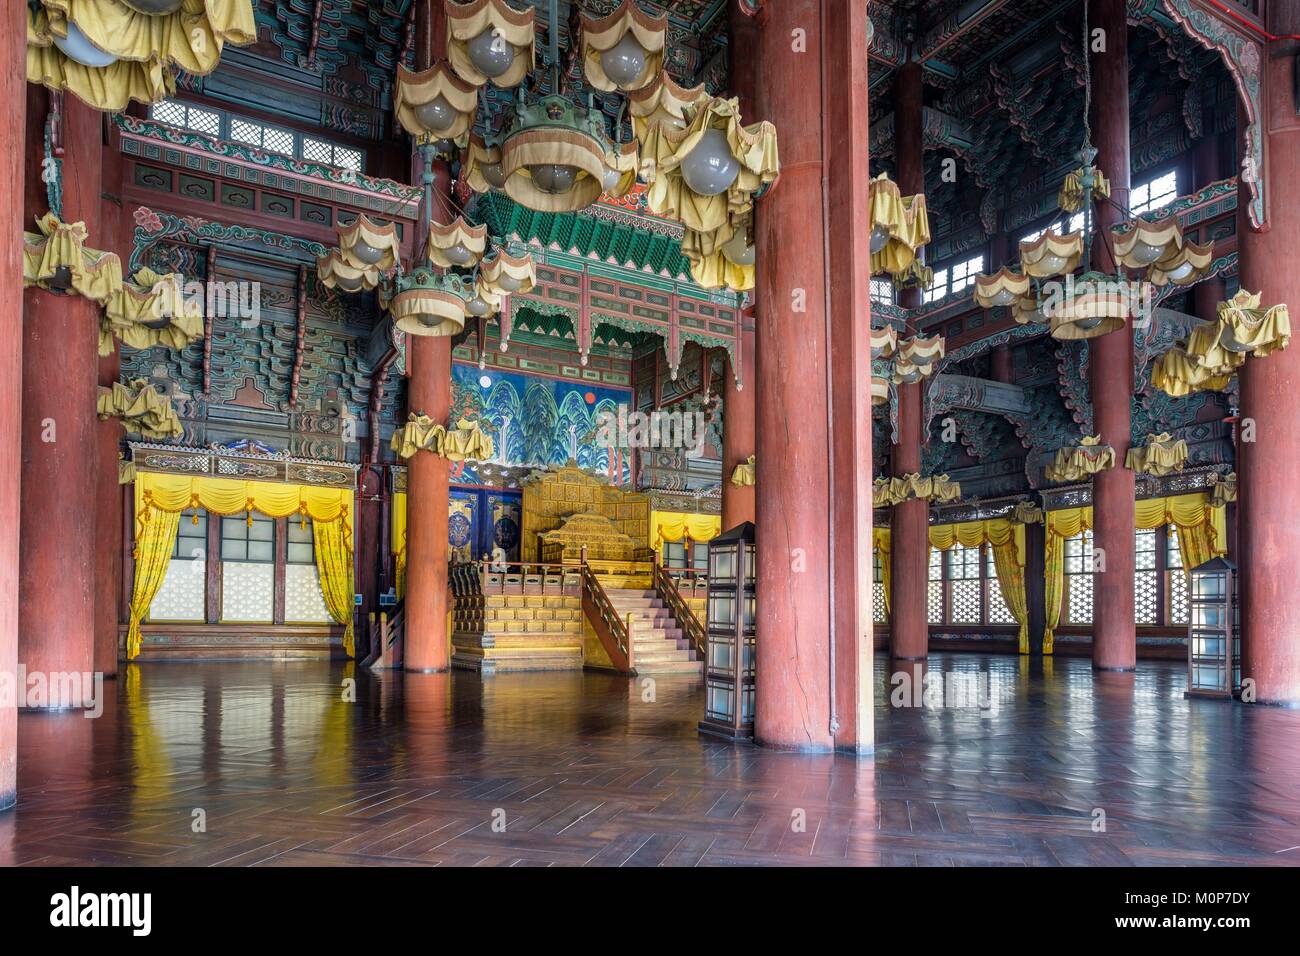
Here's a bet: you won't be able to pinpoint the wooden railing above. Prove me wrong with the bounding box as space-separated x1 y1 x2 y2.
581 562 635 674
653 563 707 661
454 557 582 595
360 603 404 670
662 567 708 598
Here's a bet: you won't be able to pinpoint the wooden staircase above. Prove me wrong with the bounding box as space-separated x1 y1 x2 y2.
602 588 703 675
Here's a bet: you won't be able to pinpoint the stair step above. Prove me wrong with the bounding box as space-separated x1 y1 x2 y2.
634 660 704 675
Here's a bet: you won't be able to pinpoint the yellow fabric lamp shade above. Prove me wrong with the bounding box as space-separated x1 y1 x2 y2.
683 218 753 293
26 0 256 110
394 62 480 143
391 414 494 462
1112 214 1184 270
728 456 755 488
628 72 710 180
338 215 400 272
871 376 890 406
97 378 184 440
581 0 667 93
391 285 468 338
973 267 1031 309
425 216 487 269
317 249 379 294
645 96 780 235
129 471 356 658
1057 166 1110 213
480 249 536 296
871 325 898 359
899 333 944 368
462 134 507 193
1019 229 1083 278
1208 289 1291 359
1045 275 1135 340
22 211 123 303
1149 238 1213 287
868 173 931 276
1125 432 1189 476
445 0 536 88
602 139 642 200
500 97 612 214
1045 435 1115 483
102 267 204 356
1151 345 1234 397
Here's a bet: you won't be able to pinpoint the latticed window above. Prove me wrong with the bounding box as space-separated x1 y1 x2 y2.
870 278 894 306
1168 527 1189 625
872 547 887 624
948 254 984 296
948 543 983 624
927 548 944 623
1135 528 1158 625
986 548 1015 624
923 268 949 305
1131 170 1179 216
1064 530 1094 624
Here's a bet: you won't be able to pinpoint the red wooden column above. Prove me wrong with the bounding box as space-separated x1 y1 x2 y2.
19 91 101 708
0 0 26 807
1238 21 1300 705
404 0 454 672
721 0 757 529
1088 0 1136 671
753 0 874 753
721 317 755 528
889 56 929 661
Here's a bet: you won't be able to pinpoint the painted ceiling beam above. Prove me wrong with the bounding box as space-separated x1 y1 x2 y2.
869 107 974 161
919 0 1015 63
931 374 1033 418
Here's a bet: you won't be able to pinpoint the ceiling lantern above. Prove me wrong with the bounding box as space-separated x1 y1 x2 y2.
394 62 480 144
1151 345 1234 398
1045 435 1115 483
390 267 471 338
1187 290 1291 364
581 0 667 93
26 0 255 110
22 212 122 302
973 267 1030 309
317 249 380 294
1019 229 1083 278
868 173 930 277
1046 273 1143 340
891 334 943 385
1112 214 1186 270
462 134 507 192
683 215 754 293
480 249 536 296
500 95 615 213
426 217 487 269
871 326 897 405
1148 239 1213 287
445 0 536 88
338 215 400 272
628 72 710 179
603 140 641 199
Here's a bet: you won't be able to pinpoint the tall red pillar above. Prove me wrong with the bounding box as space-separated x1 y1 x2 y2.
753 0 874 752
403 0 454 673
1238 18 1300 705
721 1 757 530
1088 0 1135 671
19 92 102 708
0 0 26 807
888 57 929 661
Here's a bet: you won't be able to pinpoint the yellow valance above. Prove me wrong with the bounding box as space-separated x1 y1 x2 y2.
651 511 721 551
1045 435 1115 483
873 473 961 507
130 471 355 659
929 518 1030 653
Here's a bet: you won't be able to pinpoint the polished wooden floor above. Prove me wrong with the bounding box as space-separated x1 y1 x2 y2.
2 653 1298 866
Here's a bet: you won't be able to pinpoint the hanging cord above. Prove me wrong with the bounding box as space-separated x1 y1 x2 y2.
1203 0 1300 41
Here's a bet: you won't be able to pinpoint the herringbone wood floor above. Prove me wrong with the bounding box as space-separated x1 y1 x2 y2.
2 653 1299 866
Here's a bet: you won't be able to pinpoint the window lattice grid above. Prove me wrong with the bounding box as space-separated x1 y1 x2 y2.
230 118 264 146
1131 171 1179 216
287 517 314 566
1167 527 1189 625
1064 531 1094 624
1066 572 1094 624
334 146 363 171
870 278 894 305
873 583 887 624
948 255 985 296
947 543 981 580
924 269 949 304
302 137 334 164
264 127 296 155
927 581 944 624
1134 528 1158 624
151 99 187 128
950 580 982 624
928 547 943 580
185 106 221 137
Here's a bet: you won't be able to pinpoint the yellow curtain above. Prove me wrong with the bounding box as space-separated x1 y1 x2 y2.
132 471 355 658
392 491 407 600
873 526 891 618
1043 507 1093 656
1043 493 1226 654
650 510 721 550
127 481 182 661
313 517 355 657
928 518 1030 654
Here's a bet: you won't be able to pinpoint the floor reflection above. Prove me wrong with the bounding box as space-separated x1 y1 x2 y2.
1 653 1298 866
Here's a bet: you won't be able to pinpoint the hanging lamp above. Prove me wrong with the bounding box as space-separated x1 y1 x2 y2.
445 0 536 89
